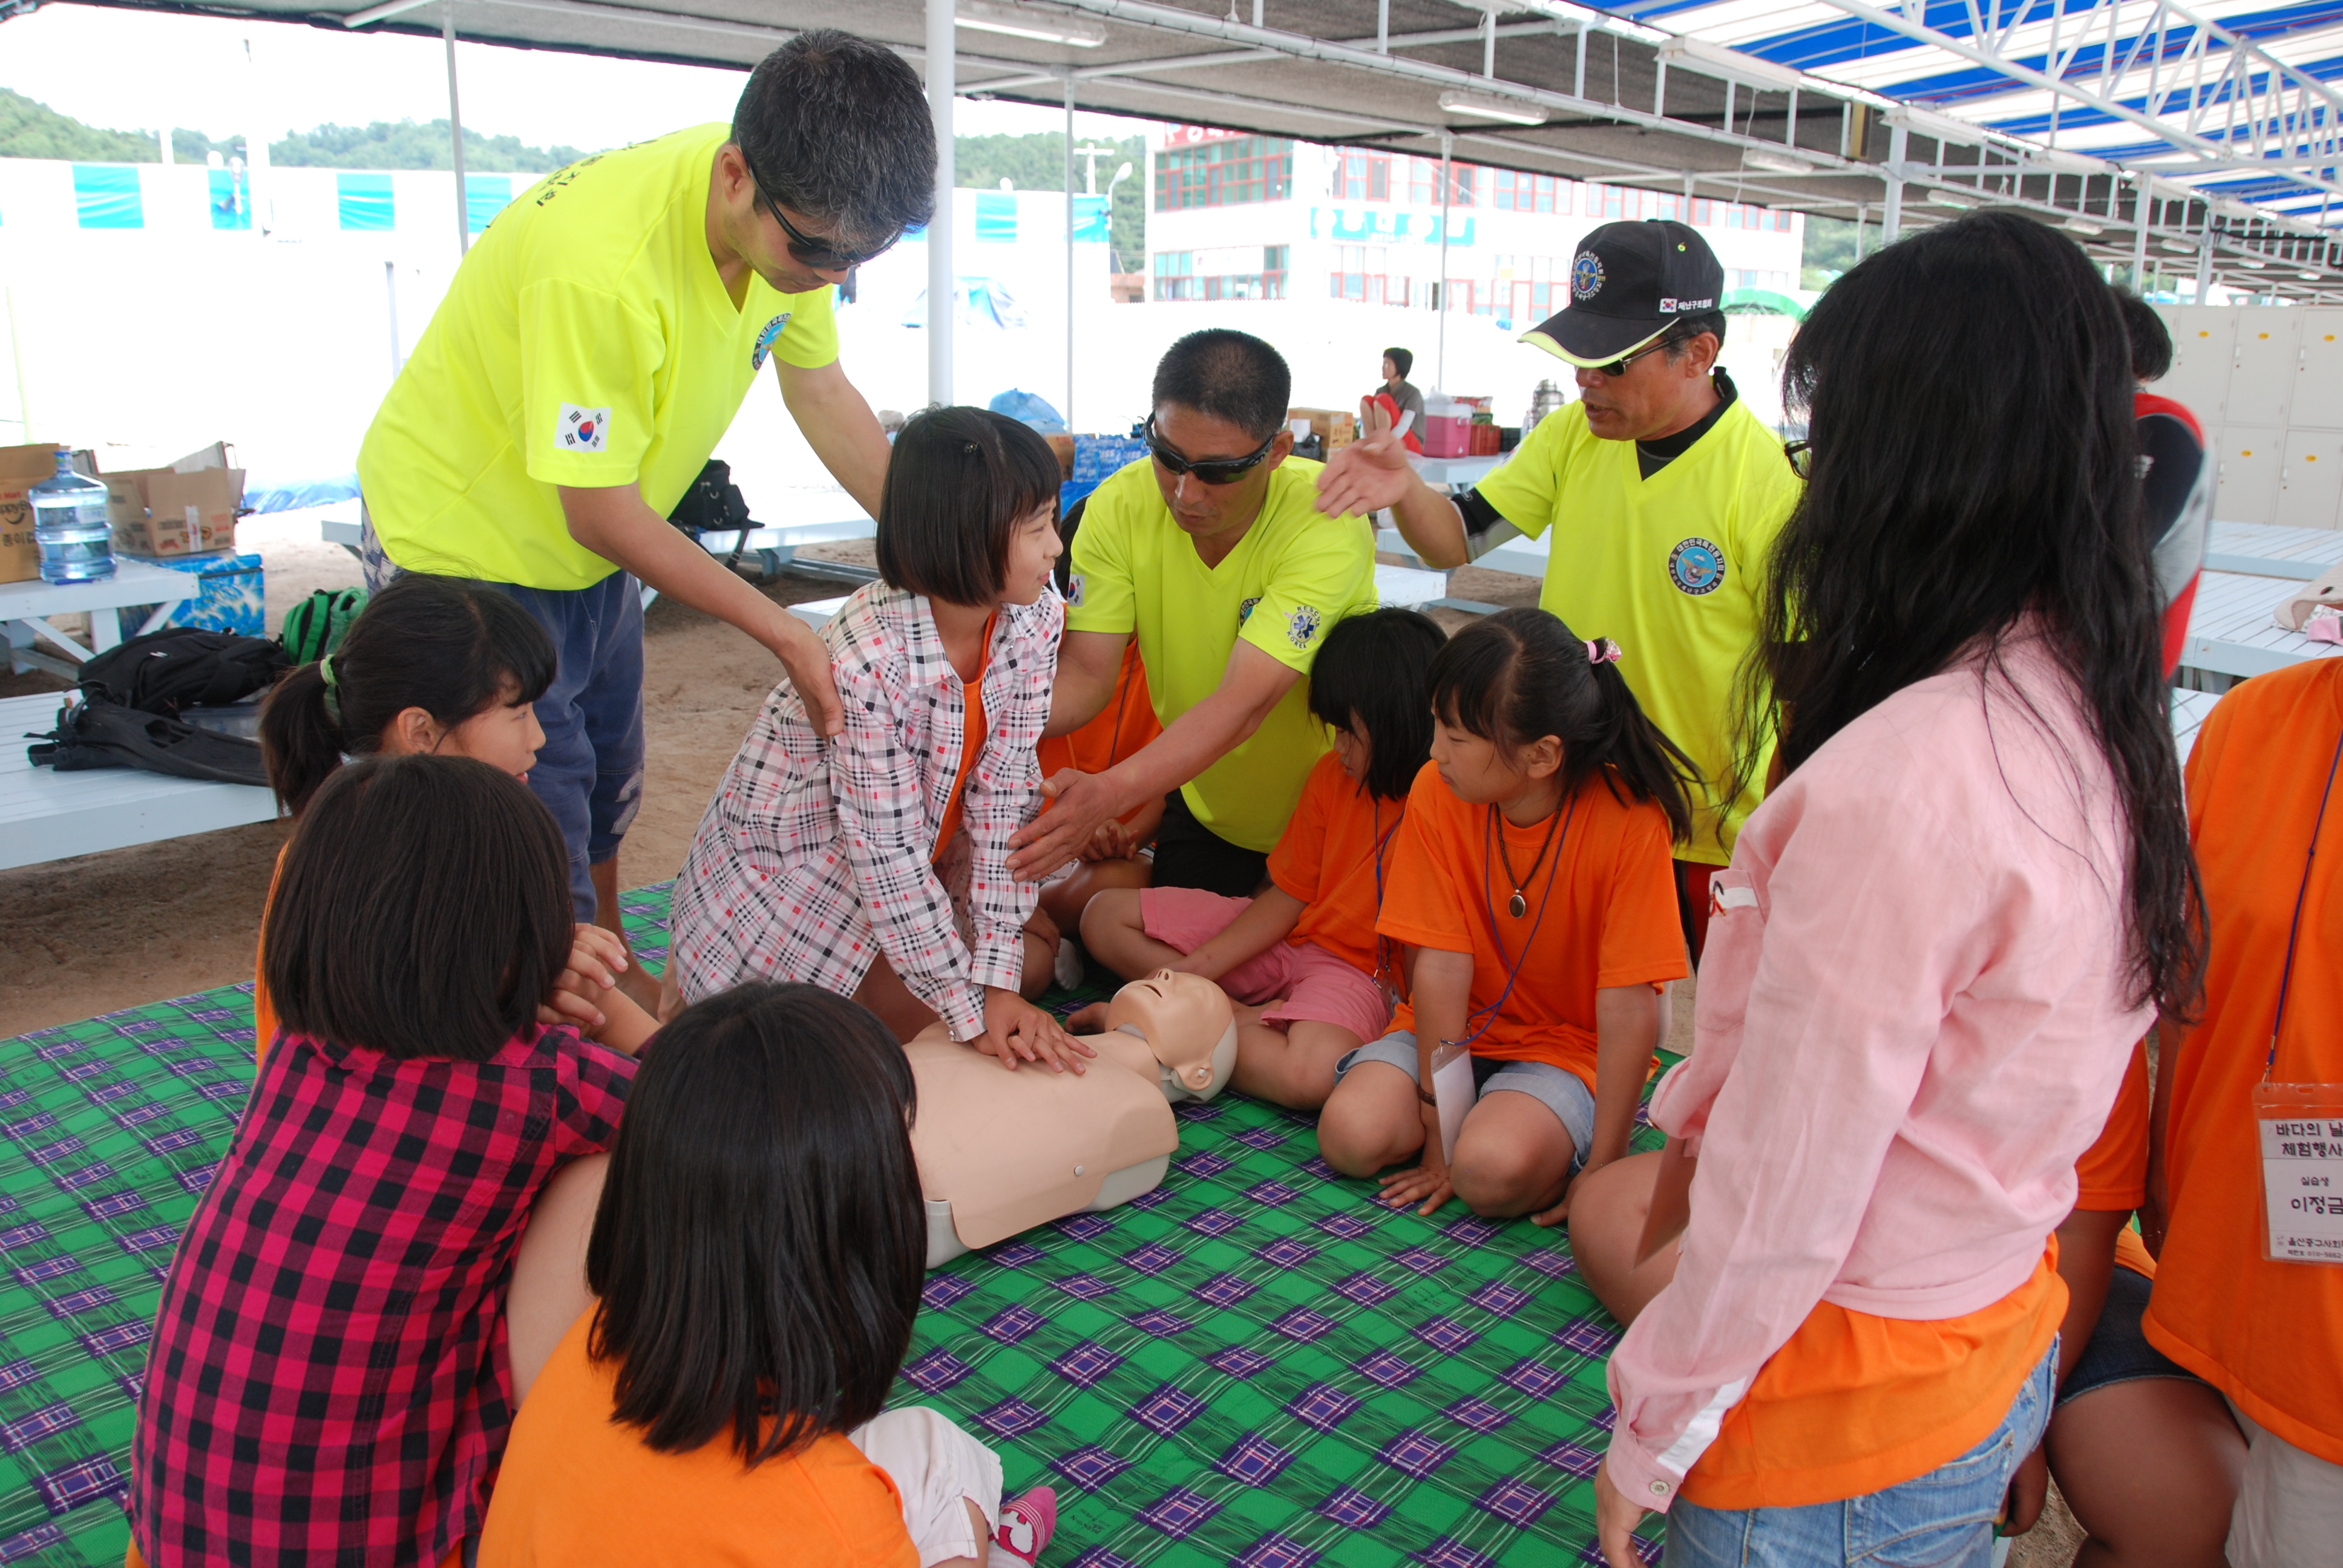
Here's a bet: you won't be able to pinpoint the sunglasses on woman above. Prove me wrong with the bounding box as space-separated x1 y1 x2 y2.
1144 415 1280 486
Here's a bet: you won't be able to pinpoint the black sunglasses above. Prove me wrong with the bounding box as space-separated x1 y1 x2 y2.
1783 439 1811 479
761 186 898 271
1585 336 1673 378
1145 415 1280 486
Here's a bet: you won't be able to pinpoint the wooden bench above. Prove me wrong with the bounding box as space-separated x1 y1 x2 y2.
0 692 280 871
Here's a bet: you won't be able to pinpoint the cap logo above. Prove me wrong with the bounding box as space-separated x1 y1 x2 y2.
1571 250 1605 301
1659 297 1676 313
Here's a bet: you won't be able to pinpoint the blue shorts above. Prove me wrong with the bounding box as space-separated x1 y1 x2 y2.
1334 1028 1598 1172
361 512 645 922
2058 1263 2197 1407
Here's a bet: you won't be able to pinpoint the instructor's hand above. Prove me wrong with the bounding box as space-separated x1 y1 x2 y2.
1008 768 1120 882
1314 431 1419 518
761 607 844 738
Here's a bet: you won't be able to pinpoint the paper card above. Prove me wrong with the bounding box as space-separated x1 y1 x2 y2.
2253 1082 2343 1265
1429 1039 1477 1166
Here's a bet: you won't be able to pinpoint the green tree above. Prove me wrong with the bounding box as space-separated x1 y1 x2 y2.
267 120 587 172
956 131 1147 273
0 88 165 162
1801 215 1878 290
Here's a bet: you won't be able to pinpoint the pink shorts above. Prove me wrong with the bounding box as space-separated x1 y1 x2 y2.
1139 887 1392 1047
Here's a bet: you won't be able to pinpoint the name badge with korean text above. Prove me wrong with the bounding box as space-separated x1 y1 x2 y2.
2253 1082 2343 1265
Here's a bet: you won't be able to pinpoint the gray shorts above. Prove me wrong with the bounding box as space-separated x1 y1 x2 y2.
1334 1028 1598 1171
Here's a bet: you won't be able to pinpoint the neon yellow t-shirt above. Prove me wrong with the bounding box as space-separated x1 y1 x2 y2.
1066 457 1375 854
356 125 841 590
1473 394 1801 865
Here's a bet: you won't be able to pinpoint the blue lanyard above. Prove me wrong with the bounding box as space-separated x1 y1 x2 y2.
1368 794 1404 993
1449 791 1578 1050
2266 724 2343 1079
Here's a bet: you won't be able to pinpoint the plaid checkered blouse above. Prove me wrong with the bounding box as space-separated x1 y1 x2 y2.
130 1026 635 1567
667 581 1061 1039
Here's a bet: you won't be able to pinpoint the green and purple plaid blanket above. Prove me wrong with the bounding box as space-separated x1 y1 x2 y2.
0 885 1663 1567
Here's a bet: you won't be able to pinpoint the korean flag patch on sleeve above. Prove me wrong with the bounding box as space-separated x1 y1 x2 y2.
559 403 611 452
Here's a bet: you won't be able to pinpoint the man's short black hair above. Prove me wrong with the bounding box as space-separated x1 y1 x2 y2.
733 30 936 253
1659 310 1728 361
588 984 925 1466
1153 329 1293 442
1384 347 1414 379
877 405 1061 605
2113 286 2173 382
264 755 573 1062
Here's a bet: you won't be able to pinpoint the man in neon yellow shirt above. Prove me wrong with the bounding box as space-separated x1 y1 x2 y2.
355 31 931 989
1317 221 1802 961
1010 330 1375 897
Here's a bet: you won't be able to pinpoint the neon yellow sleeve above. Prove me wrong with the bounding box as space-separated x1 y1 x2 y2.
1472 405 1578 542
517 278 666 489
1240 511 1374 675
1065 474 1141 636
765 283 840 370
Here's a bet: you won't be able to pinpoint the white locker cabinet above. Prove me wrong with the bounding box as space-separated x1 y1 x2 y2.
2161 307 2235 422
2227 313 2302 428
2217 427 2286 524
2293 312 2343 431
2277 430 2343 531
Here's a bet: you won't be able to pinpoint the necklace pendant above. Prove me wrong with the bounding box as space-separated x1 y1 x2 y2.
1508 891 1527 919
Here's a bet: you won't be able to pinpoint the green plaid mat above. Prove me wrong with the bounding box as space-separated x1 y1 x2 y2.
0 885 1663 1568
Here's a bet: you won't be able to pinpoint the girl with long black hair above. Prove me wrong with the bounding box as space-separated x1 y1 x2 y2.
1316 606 1696 1222
1591 212 2203 1568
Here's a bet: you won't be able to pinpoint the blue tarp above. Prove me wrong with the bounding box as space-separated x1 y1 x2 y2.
974 190 1017 243
336 173 395 232
989 389 1067 434
903 279 1029 330
241 471 361 514
465 174 511 235
73 165 142 230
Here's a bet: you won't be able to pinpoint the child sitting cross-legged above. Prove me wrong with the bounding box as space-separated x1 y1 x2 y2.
1076 607 1446 1109
477 982 1057 1568
129 754 650 1568
1317 607 1694 1222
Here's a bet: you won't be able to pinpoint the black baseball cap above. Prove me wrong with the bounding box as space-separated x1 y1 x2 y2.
1522 220 1725 367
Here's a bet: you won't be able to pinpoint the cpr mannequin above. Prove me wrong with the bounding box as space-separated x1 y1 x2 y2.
909 970 1238 1267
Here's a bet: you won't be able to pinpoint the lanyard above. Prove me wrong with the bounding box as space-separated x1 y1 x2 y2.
1447 791 1578 1050
1367 795 1404 996
2266 724 2343 1079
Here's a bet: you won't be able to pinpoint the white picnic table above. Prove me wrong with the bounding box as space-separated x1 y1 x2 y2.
2204 520 2342 582
2171 687 2220 763
1 561 195 680
0 691 280 871
2178 567 2343 682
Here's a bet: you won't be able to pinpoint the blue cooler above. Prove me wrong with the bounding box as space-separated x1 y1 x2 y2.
114 549 266 639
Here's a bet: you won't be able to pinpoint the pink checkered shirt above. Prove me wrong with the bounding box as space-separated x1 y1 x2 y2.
667 581 1061 1039
130 1026 635 1567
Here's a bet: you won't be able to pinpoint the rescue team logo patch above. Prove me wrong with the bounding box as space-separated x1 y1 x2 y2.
1066 573 1085 607
1668 537 1726 596
750 312 794 371
558 403 611 452
1237 595 1262 625
1287 604 1324 649
1571 250 1605 301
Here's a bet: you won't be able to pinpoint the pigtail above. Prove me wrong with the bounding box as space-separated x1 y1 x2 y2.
1575 656 1700 846
258 661 347 817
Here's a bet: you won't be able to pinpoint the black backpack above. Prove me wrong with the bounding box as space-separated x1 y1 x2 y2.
76 627 289 719
668 459 758 569
28 700 271 788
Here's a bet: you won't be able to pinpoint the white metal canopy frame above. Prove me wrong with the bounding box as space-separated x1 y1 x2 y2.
23 0 2343 322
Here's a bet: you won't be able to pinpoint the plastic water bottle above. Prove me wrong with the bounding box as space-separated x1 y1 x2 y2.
30 449 114 585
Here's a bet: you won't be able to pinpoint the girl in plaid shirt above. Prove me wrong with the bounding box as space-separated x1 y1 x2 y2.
667 407 1082 1071
130 755 646 1568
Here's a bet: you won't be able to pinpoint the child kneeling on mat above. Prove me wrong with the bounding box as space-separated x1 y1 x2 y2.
1317 607 1694 1221
1077 607 1446 1109
477 982 1056 1568
129 755 649 1568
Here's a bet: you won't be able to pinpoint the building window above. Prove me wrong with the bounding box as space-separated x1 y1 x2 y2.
1490 169 1564 214
1725 267 1794 292
1404 155 1478 206
1590 185 1626 220
1155 245 1289 300
1327 244 1411 305
1155 136 1295 210
1333 152 1391 201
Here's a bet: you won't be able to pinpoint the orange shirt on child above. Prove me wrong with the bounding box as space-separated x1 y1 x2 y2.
1375 760 1686 1091
253 843 287 1069
1035 639 1162 828
1265 751 1403 980
931 615 996 862
474 1312 918 1568
2146 659 2343 1466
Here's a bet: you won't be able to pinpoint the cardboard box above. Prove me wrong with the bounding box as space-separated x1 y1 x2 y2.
0 443 57 586
1285 407 1355 451
103 443 244 557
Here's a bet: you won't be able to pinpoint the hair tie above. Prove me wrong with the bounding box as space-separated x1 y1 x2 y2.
320 653 343 727
1587 638 1622 667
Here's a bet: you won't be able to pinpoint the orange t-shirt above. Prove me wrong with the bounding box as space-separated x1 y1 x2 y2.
2146 659 2343 1465
931 615 996 861
1267 751 1404 981
1036 639 1162 830
1375 761 1687 1090
474 1312 917 1568
253 843 287 1070
2072 1038 2158 1281
1681 1245 2065 1509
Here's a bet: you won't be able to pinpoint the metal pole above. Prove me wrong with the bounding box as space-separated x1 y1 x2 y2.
1854 200 1867 263
1437 130 1452 390
444 3 469 255
926 0 955 407
1066 75 1076 432
2196 230 2214 301
1883 122 1907 245
2132 174 2150 287
1376 0 1387 52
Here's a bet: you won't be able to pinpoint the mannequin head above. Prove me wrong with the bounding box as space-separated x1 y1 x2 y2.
1106 970 1237 1099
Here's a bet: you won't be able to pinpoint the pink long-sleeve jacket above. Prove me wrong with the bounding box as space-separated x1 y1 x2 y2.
1603 629 2153 1508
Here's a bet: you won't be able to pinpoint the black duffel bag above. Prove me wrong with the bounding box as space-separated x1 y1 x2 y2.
76 627 288 719
28 699 270 787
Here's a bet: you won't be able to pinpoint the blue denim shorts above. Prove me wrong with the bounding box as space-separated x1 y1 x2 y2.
361 510 645 921
1662 1342 2057 1568
1334 1028 1598 1172
2058 1264 2197 1407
